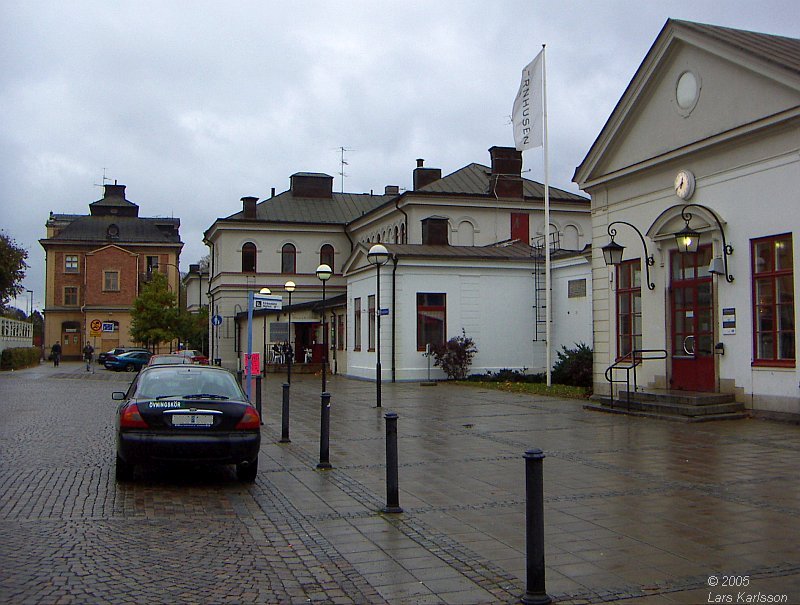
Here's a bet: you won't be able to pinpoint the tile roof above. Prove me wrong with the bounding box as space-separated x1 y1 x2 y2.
419 163 588 202
673 20 800 74
44 215 182 244
226 191 395 224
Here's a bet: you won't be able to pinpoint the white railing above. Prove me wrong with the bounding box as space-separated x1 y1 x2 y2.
0 317 34 354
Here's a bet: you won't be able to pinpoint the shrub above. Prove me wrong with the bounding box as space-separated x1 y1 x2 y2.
466 368 545 383
431 329 478 380
551 342 593 387
0 346 41 370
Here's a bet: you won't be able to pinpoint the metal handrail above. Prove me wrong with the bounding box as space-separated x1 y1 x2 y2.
604 349 667 409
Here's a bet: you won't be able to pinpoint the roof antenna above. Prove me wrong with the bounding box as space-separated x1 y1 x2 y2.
93 168 111 190
336 146 354 193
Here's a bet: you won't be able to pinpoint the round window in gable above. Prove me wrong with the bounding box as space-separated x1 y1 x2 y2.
675 70 701 116
107 223 120 238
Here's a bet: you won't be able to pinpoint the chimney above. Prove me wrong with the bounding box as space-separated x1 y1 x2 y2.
385 185 400 195
103 183 126 199
290 172 333 198
413 158 442 190
189 263 200 273
241 196 258 220
488 146 523 198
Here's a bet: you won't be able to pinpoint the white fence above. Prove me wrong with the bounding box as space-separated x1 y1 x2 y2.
0 317 34 354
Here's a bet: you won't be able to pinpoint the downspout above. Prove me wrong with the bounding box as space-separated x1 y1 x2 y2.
394 196 409 243
391 255 398 382
344 226 355 252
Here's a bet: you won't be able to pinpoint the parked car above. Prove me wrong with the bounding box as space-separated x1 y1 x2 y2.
113 365 260 482
98 347 150 365
104 350 153 372
172 349 209 365
147 354 192 366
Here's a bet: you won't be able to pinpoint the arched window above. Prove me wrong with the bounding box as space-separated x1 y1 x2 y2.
281 243 296 274
320 244 334 270
394 226 399 243
242 242 257 273
400 223 406 244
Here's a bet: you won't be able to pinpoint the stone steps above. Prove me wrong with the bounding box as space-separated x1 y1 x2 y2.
585 389 748 422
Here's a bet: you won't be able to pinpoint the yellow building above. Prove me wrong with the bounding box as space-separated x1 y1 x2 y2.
40 184 183 359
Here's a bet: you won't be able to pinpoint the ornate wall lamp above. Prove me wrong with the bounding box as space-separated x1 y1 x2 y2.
601 221 656 290
674 204 734 283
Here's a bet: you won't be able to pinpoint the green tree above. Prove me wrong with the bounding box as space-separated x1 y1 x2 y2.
130 271 177 350
173 306 209 353
0 231 29 313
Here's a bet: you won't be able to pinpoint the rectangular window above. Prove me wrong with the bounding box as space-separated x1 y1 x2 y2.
269 322 289 343
146 255 160 274
752 234 794 366
103 271 120 292
337 314 345 351
568 278 587 298
616 260 642 359
65 255 79 273
368 295 376 351
63 286 78 306
417 293 446 351
353 298 361 351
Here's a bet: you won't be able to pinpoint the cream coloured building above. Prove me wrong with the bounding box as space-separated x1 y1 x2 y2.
574 20 799 418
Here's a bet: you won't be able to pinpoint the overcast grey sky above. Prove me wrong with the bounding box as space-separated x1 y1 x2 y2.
2 0 798 313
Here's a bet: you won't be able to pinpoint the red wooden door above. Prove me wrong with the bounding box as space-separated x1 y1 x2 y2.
511 213 529 244
670 246 715 391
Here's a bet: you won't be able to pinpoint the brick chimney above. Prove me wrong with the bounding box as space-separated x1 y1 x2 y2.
385 185 400 195
413 159 442 190
290 172 333 198
241 196 258 219
488 146 523 198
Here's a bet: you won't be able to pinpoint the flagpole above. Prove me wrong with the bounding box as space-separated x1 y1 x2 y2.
542 44 552 388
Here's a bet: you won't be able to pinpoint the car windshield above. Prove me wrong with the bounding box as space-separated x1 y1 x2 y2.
134 367 243 400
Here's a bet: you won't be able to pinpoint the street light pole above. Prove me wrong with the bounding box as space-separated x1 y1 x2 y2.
315 265 332 392
285 281 295 384
367 244 391 408
26 289 34 317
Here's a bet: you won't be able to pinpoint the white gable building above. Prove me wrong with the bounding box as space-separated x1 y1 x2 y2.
574 20 800 418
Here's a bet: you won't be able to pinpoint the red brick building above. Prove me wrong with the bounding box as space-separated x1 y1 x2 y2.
40 184 183 359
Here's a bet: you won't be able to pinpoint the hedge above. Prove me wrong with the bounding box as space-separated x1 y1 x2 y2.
0 347 41 371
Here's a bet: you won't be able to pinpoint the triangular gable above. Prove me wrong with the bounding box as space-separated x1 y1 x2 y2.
85 244 138 257
574 19 800 189
341 242 372 277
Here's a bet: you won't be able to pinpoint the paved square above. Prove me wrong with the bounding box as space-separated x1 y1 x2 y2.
1 362 799 604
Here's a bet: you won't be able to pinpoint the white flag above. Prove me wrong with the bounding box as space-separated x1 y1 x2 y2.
512 50 544 151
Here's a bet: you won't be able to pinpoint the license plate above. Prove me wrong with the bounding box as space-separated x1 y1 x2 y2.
171 414 214 427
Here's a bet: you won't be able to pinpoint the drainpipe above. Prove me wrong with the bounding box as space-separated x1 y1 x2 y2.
394 196 408 243
391 255 398 382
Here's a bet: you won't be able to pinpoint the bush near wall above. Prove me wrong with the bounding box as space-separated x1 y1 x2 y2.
0 347 41 371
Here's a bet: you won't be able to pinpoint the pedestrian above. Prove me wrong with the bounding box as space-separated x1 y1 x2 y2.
83 343 94 372
51 342 62 367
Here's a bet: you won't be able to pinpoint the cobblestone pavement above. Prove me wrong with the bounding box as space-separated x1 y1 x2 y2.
1 362 799 604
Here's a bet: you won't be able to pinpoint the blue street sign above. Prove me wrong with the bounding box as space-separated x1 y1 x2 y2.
380 308 390 316
212 314 223 326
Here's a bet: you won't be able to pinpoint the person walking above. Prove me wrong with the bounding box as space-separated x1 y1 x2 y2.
51 342 62 367
83 343 94 372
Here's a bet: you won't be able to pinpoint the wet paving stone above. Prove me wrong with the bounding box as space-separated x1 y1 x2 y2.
1 362 800 603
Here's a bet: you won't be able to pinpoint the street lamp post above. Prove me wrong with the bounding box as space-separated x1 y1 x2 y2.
367 244 391 408
315 264 332 392
315 264 333 470
26 289 34 317
246 286 271 400
285 281 295 384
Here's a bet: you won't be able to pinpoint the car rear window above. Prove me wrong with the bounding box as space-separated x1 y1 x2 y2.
135 368 243 400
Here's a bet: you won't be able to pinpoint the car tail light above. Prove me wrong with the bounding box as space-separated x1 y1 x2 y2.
235 406 261 430
120 403 149 428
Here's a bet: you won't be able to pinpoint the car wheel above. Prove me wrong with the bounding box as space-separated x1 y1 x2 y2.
115 455 134 482
236 459 258 482
125 363 135 372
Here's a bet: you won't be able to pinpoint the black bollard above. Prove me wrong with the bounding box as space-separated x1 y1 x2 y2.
255 376 263 425
280 383 291 443
382 412 402 513
521 449 551 605
317 392 332 469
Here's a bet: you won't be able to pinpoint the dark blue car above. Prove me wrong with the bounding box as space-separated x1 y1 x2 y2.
104 350 152 372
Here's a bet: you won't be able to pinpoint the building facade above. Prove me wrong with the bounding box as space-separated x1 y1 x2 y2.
574 20 799 417
40 184 183 359
205 146 593 379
